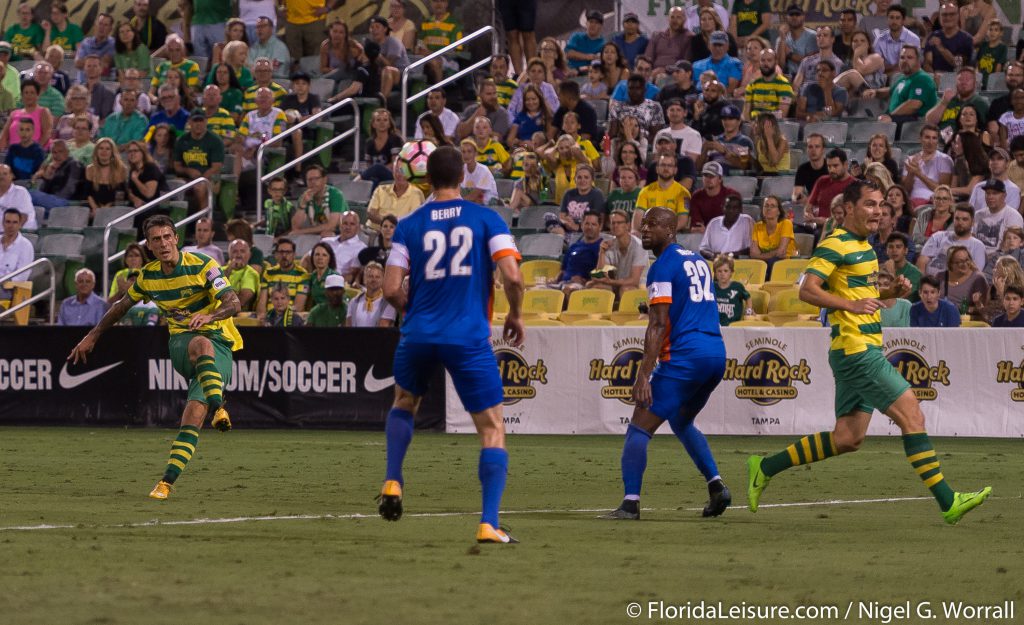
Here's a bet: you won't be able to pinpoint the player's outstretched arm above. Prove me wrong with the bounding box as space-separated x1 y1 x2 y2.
496 255 525 347
67 295 136 364
632 303 670 408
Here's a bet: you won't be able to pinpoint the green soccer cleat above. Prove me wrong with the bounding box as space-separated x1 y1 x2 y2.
942 487 992 525
747 455 770 513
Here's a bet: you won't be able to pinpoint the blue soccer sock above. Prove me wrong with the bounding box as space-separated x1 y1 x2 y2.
384 408 414 485
621 424 652 498
669 419 720 483
478 447 509 527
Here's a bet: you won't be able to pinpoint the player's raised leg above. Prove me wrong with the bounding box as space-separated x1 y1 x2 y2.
884 390 992 525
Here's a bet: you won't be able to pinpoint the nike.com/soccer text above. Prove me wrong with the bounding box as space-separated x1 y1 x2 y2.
626 600 1016 622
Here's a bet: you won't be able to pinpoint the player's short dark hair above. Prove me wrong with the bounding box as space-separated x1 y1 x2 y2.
826 148 847 163
274 237 296 252
142 214 175 236
634 55 652 68
582 211 602 224
840 8 857 18
3 208 22 220
1009 135 1024 153
1004 284 1024 299
17 117 34 127
664 98 684 111
841 179 880 206
805 133 825 146
887 5 906 17
426 145 464 190
900 44 920 59
304 162 326 178
919 275 941 290
627 72 646 86
558 80 580 97
955 204 975 218
20 79 40 94
427 87 446 99
886 232 910 248
920 123 940 137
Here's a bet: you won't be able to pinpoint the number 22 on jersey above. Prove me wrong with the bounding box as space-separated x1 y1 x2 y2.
423 226 474 280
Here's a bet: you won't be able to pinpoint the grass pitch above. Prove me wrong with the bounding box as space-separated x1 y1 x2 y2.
0 428 1020 625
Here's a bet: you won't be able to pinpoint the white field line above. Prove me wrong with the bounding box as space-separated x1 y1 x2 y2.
0 496 945 532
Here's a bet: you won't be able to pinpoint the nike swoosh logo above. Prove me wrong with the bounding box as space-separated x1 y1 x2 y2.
59 361 123 389
752 475 763 488
364 366 395 394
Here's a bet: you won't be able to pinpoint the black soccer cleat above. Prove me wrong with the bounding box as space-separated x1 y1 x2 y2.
598 500 640 520
702 480 732 517
377 480 403 521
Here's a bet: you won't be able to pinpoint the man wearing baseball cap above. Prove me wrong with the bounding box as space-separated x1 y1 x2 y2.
699 104 753 174
692 31 743 94
776 4 818 77
565 10 606 72
306 274 348 328
644 129 697 187
689 161 742 233
656 62 698 110
974 178 1024 254
968 147 1021 213
612 12 649 69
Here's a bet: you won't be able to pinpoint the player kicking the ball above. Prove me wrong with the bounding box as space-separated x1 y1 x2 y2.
69 215 241 500
746 180 991 524
602 206 731 521
377 145 525 544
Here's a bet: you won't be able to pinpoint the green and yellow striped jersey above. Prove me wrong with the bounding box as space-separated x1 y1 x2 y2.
242 82 288 113
421 13 463 52
127 252 243 351
804 228 882 356
260 264 310 304
744 74 794 117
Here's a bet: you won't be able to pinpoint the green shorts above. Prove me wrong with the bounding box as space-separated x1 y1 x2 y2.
169 332 234 404
829 345 910 417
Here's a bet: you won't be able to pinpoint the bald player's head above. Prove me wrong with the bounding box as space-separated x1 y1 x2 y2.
640 206 678 252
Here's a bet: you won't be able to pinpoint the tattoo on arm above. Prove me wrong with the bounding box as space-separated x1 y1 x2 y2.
210 290 242 322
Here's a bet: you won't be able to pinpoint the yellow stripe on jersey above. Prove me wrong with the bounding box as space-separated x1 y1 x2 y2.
804 228 882 355
242 83 288 113
260 265 310 302
127 252 243 351
635 181 691 216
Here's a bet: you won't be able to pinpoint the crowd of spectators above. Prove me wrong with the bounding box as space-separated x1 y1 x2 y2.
2 0 1024 330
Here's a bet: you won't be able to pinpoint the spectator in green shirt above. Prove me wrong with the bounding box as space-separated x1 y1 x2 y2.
223 239 261 311
293 163 348 236
863 45 938 123
729 0 772 47
5 3 45 60
307 274 349 327
190 0 232 60
607 166 640 218
295 242 340 312
100 89 149 145
172 107 224 212
42 2 85 56
974 19 1007 90
114 20 151 78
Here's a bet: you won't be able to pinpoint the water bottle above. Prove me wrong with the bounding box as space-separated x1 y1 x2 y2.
601 133 611 157
954 55 962 73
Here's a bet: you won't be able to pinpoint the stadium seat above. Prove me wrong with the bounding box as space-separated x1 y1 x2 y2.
805 121 847 145
760 176 795 200
962 320 990 327
292 234 321 258
610 287 648 323
621 318 649 326
676 232 702 252
570 318 616 326
298 55 322 77
560 288 614 322
899 120 927 141
724 175 758 198
788 149 803 166
517 206 551 230
770 288 818 314
520 259 562 286
491 204 514 226
779 120 800 143
729 319 773 327
495 178 515 200
23 232 38 251
794 233 815 257
748 288 769 314
253 234 275 256
783 320 825 327
41 205 89 234
519 233 563 258
522 289 564 316
310 79 335 102
523 318 565 326
986 72 1006 92
340 179 373 204
589 99 609 121
733 259 767 286
766 258 809 285
847 120 897 142
39 233 85 260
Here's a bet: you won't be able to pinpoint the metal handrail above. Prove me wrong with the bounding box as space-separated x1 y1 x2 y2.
400 26 497 135
102 177 214 295
0 258 56 324
255 97 360 224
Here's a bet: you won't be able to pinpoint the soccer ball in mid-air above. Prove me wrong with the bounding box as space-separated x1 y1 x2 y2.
396 140 436 190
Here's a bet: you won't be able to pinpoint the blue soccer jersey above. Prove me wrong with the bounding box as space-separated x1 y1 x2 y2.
388 199 520 346
646 244 723 366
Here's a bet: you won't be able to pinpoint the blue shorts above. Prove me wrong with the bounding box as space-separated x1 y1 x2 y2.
393 338 504 414
648 355 726 426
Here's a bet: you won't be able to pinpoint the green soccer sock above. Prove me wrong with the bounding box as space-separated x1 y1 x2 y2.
195 355 223 410
162 425 200 484
761 431 838 477
903 432 955 511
